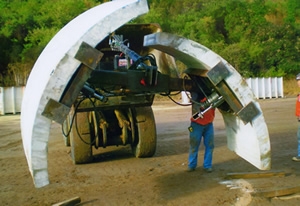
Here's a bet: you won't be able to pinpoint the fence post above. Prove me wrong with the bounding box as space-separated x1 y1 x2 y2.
0 87 4 115
253 78 257 99
274 77 278 98
246 77 284 99
268 77 271 98
262 77 266 99
12 86 16 114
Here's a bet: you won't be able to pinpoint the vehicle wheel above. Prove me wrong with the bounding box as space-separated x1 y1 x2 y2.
70 109 93 164
131 106 156 157
62 114 71 147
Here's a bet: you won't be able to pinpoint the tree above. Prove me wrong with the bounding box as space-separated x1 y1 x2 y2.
0 0 99 86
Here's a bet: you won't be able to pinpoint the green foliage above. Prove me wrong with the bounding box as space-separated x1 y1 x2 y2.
0 0 299 86
135 0 299 78
0 0 99 86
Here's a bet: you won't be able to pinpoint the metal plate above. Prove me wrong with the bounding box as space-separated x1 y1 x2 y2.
237 101 261 124
74 41 104 70
42 99 70 124
207 61 230 86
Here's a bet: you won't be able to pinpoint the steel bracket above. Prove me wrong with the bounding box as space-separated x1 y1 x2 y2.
207 61 230 86
75 41 104 70
42 98 70 124
237 101 261 124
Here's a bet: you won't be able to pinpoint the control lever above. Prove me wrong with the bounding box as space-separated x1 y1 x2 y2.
81 84 107 102
192 94 224 120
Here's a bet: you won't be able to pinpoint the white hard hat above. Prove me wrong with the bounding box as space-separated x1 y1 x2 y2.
297 73 300 80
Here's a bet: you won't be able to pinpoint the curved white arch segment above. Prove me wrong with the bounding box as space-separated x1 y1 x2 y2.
21 0 149 188
144 32 271 170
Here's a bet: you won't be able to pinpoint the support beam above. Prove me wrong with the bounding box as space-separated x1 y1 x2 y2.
225 171 287 179
253 186 300 198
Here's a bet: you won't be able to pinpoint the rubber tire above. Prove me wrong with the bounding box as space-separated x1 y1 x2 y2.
70 110 93 164
131 106 157 157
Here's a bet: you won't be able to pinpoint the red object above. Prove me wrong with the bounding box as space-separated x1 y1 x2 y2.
140 78 146 86
296 94 300 117
191 109 215 125
191 97 215 125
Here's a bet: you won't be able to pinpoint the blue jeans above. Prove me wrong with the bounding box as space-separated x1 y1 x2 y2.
188 121 214 169
298 124 300 157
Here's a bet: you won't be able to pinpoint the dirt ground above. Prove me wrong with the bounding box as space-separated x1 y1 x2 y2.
0 97 300 206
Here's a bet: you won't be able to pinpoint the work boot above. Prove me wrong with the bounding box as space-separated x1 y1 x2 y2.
292 156 300 162
204 167 212 173
186 167 195 172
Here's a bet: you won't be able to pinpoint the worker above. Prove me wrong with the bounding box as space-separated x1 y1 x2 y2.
292 73 300 162
187 92 215 172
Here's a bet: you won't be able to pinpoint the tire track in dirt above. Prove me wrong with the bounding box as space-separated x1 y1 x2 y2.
0 139 22 150
0 130 20 138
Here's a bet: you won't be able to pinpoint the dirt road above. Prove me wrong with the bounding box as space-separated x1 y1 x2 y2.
0 98 300 205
